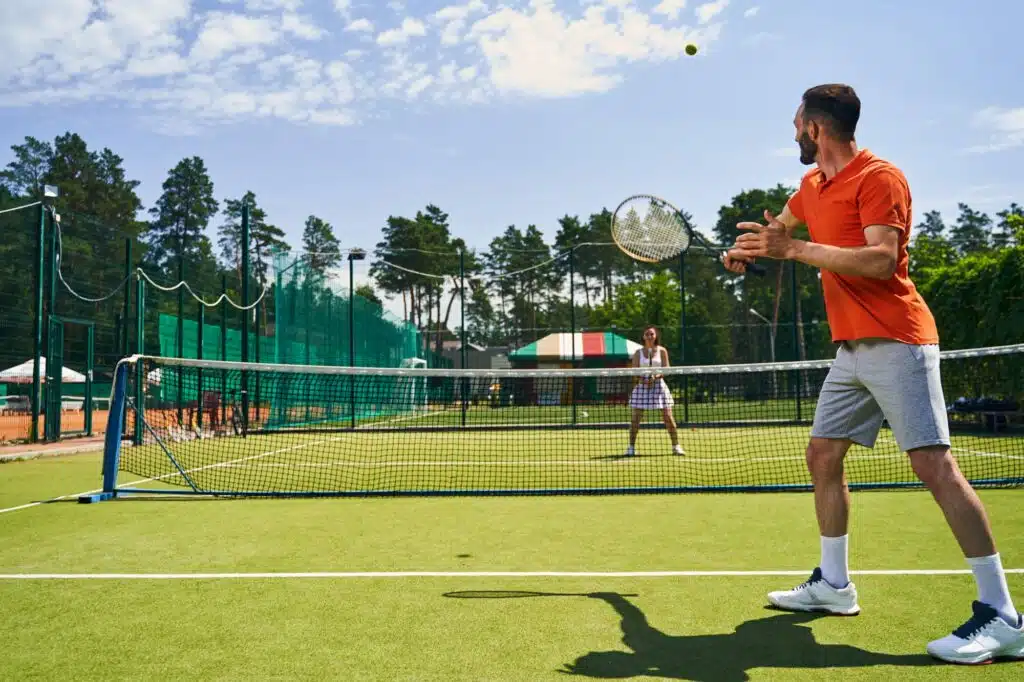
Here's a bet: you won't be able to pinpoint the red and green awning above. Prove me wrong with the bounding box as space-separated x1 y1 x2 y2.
508 332 641 361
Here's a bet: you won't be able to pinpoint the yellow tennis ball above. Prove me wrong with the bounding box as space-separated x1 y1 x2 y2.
685 43 698 56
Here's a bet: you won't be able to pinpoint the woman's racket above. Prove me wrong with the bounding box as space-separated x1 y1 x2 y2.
611 194 765 275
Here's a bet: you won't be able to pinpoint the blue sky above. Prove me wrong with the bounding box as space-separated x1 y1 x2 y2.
2 0 1023 316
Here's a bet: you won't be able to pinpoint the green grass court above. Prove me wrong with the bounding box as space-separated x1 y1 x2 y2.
2 448 1023 680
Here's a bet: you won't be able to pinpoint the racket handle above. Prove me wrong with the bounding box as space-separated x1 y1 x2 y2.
747 262 767 276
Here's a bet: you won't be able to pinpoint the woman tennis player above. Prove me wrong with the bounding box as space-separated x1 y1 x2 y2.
626 326 685 456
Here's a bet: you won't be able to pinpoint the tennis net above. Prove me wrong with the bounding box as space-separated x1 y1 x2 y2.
83 344 1024 501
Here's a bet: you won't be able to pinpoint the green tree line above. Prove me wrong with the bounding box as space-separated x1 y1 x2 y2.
2 131 1022 379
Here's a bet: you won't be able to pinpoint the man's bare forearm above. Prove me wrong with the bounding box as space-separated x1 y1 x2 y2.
789 240 896 279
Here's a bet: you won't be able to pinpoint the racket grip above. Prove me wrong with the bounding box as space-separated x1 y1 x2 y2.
747 263 767 276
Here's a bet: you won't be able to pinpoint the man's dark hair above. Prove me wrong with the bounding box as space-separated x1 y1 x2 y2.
802 84 860 142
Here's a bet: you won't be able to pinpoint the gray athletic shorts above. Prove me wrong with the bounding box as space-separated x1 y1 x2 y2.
811 338 951 451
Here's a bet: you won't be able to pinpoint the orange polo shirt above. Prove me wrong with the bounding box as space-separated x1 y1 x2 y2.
788 149 939 344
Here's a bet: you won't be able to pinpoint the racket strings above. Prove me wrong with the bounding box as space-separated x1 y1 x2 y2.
612 198 691 262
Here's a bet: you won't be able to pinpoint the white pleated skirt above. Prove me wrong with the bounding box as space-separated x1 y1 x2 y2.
629 379 674 410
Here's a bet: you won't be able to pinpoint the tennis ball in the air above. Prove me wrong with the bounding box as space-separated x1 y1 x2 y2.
685 43 698 56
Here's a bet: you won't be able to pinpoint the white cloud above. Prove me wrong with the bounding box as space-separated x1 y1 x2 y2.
407 75 434 98
190 12 280 63
744 6 759 18
244 0 303 10
345 18 374 33
434 0 489 46
465 0 720 97
653 0 688 21
282 13 326 40
0 0 733 132
0 0 192 79
696 0 729 24
967 106 1024 153
377 17 427 46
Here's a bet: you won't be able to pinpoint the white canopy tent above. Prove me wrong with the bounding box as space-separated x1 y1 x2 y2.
0 358 87 384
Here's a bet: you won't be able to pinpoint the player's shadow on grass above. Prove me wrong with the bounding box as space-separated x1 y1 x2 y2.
559 593 936 680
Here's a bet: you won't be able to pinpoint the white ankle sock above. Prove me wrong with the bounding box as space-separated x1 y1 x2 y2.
967 553 1019 626
820 535 850 589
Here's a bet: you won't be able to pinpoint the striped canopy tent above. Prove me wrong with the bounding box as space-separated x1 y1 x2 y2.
509 332 641 364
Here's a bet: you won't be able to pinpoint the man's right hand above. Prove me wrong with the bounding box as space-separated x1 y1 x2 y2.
722 249 755 274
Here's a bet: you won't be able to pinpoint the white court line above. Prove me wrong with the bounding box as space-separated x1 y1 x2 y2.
1 569 1022 580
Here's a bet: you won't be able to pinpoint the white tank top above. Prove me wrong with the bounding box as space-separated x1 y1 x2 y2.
639 348 663 367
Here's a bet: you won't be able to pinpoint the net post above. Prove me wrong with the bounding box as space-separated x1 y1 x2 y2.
79 361 129 503
31 199 47 443
240 201 250 437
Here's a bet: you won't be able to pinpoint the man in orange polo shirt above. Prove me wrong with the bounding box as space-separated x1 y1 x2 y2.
724 83 1023 664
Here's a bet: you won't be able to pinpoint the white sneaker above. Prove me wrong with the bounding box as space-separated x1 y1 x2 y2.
927 601 1024 665
766 567 861 616
625 446 635 457
672 444 685 455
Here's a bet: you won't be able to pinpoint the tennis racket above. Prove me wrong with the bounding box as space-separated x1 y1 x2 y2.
611 194 766 275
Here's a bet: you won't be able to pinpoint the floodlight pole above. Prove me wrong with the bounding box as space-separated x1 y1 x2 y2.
748 308 775 364
348 248 366 429
750 307 777 399
240 201 250 436
459 249 467 428
569 245 577 426
678 251 689 423
790 262 803 420
31 185 57 442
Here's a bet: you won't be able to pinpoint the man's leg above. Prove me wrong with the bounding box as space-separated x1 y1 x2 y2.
766 344 878 615
862 341 1023 663
808 436 853 588
909 446 1019 621
908 446 996 559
